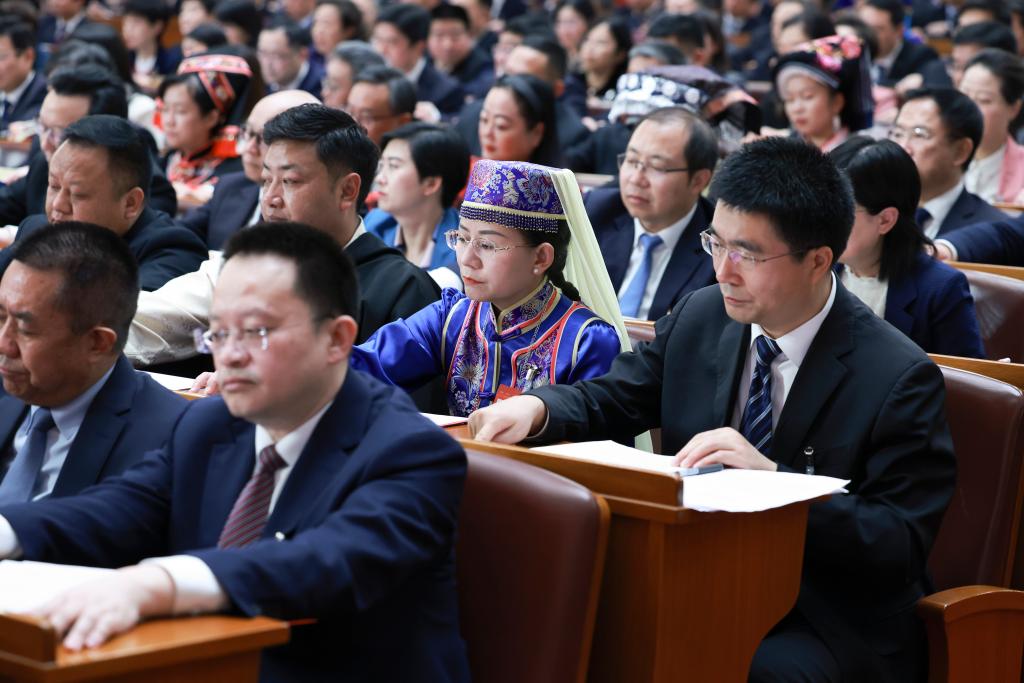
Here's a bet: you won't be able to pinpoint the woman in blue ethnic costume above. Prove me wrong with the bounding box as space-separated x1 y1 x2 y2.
350 159 625 417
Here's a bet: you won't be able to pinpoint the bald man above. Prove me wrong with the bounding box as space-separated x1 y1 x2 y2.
181 90 320 249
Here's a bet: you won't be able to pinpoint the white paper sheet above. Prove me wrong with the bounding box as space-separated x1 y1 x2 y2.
532 440 683 474
144 371 194 392
0 560 115 613
421 413 468 427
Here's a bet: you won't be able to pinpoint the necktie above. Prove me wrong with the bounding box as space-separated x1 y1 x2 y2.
0 98 10 133
739 335 782 457
218 445 288 548
619 233 663 318
915 207 932 230
0 409 55 504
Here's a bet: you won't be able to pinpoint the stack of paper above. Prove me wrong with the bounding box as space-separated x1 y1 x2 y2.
531 440 848 511
0 560 115 613
421 413 468 427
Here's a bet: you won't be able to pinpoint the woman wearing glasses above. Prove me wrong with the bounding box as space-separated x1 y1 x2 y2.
364 122 470 291
829 136 985 358
350 159 627 417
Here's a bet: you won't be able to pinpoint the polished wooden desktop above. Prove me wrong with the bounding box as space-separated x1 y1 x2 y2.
448 425 813 683
0 613 288 683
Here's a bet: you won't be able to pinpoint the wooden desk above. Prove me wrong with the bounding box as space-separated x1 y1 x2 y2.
0 614 288 683
450 429 811 683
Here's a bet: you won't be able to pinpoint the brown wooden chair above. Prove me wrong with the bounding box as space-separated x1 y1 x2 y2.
949 261 1024 282
918 366 1024 682
929 355 1024 392
456 449 610 683
957 269 1024 362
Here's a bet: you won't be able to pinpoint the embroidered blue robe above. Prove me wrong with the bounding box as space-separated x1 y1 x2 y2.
350 282 622 416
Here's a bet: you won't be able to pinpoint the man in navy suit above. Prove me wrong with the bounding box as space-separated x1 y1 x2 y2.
935 213 1024 265
586 107 718 321
890 87 1006 237
470 137 955 683
257 20 324 99
182 89 319 249
36 0 90 49
0 116 207 291
373 4 466 117
0 19 46 135
428 4 494 101
859 0 951 88
0 223 470 683
0 222 187 503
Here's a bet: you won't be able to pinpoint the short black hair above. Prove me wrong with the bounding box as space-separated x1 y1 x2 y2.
833 11 879 58
186 22 229 50
554 0 596 25
958 0 1010 25
829 136 929 280
377 3 430 45
647 13 706 52
381 122 470 208
45 40 116 76
516 33 568 81
316 0 365 40
62 115 152 197
709 137 854 264
0 0 38 31
262 17 311 49
502 13 554 40
65 23 133 84
953 20 1018 53
214 0 263 46
9 221 140 352
331 40 385 74
902 88 984 170
431 3 471 30
0 17 34 53
780 9 836 40
222 222 359 320
629 39 686 66
864 0 904 27
183 0 217 13
262 103 379 206
123 0 173 25
48 64 129 118
352 65 416 116
965 48 1024 133
640 107 719 173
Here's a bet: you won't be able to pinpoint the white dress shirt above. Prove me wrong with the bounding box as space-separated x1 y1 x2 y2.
127 223 367 366
920 180 965 239
616 203 698 320
279 61 310 92
964 145 1005 204
729 273 837 433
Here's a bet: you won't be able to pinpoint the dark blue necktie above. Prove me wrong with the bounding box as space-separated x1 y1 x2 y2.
0 409 55 504
0 98 10 133
915 207 932 230
619 233 663 318
739 335 782 457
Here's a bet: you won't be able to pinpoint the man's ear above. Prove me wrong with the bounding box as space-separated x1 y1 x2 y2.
122 187 146 225
326 314 359 363
336 171 362 212
85 326 120 358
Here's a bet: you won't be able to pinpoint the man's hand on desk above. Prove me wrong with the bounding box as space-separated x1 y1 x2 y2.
672 427 778 471
191 371 221 395
33 565 175 650
467 395 547 443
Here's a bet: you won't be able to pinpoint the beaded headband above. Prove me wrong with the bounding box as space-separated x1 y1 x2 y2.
460 159 566 233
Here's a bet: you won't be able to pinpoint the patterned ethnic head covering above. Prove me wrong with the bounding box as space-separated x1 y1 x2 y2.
460 159 566 234
774 34 874 132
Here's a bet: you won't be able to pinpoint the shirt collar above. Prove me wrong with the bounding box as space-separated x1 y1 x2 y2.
632 201 698 254
254 398 333 468
345 219 366 249
922 179 964 235
2 70 35 101
406 57 427 84
282 61 310 91
749 271 836 370
31 362 117 436
876 39 903 68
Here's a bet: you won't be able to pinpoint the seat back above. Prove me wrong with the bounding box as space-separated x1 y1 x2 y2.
930 366 1024 590
960 269 1024 362
624 318 656 348
456 449 610 683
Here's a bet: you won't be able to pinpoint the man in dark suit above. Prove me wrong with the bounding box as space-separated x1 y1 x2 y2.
859 0 952 88
428 4 494 101
455 36 590 156
0 222 187 504
891 87 1007 237
588 107 718 321
182 89 319 249
934 213 1024 265
0 223 470 683
373 4 465 117
0 116 207 291
0 64 177 227
257 20 323 99
469 137 956 683
0 19 46 135
36 0 89 48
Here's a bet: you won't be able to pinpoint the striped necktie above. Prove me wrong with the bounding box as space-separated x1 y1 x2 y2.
739 335 782 457
218 445 288 548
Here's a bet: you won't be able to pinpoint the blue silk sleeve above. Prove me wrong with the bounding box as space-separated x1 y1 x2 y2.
350 288 465 391
565 320 622 384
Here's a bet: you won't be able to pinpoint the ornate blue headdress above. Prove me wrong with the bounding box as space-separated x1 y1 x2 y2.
459 159 567 233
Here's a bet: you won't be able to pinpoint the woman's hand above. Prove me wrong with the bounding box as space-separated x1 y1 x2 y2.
191 371 221 396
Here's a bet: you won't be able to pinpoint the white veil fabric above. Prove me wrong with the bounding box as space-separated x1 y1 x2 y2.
549 168 655 452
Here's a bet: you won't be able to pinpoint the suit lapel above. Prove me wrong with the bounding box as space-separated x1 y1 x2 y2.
605 212 635 290
937 189 970 236
882 271 916 338
0 396 28 467
713 321 749 427
197 421 256 548
650 199 714 319
771 289 855 469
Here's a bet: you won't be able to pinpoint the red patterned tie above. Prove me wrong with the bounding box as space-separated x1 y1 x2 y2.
218 445 288 549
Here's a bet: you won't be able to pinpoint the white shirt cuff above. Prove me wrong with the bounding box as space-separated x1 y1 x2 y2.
142 555 229 615
0 515 22 559
935 238 958 262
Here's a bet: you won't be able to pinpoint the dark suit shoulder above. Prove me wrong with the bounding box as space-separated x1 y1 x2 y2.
584 186 628 223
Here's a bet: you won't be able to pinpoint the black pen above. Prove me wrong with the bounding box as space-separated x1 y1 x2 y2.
676 464 725 477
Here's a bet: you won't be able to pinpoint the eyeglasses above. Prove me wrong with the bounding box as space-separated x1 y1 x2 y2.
887 125 935 144
700 230 806 269
37 122 65 144
348 108 397 124
236 125 264 151
444 230 531 258
617 153 688 179
193 318 325 354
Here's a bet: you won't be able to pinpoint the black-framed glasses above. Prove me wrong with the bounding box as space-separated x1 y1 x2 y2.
700 230 806 268
616 153 688 178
